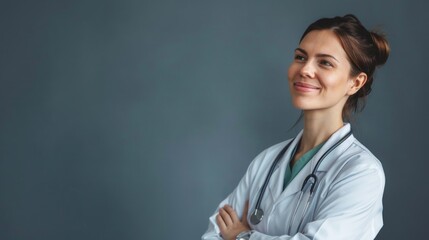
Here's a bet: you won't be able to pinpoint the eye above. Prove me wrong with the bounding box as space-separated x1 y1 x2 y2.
319 59 333 67
294 54 306 62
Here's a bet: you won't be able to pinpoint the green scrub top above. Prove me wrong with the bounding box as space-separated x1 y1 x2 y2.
283 141 325 191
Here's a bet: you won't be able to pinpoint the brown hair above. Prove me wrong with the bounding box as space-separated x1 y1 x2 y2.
300 14 390 120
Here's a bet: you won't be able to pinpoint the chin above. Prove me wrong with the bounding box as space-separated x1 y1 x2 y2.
291 98 313 110
290 94 315 109
291 97 329 112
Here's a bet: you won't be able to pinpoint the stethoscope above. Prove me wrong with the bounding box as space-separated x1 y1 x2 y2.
250 130 353 231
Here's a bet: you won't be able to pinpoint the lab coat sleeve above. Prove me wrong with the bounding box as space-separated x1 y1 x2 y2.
201 150 269 240
249 158 385 240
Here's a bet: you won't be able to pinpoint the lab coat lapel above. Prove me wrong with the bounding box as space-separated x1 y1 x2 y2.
267 131 303 201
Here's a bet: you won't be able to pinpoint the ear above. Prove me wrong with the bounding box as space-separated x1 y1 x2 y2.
347 72 367 96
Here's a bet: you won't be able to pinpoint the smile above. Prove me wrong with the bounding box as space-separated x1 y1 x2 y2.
293 82 321 92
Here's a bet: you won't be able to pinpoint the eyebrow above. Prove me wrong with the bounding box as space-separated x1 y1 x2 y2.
295 48 339 62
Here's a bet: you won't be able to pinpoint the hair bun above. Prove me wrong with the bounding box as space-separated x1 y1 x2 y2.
370 31 390 66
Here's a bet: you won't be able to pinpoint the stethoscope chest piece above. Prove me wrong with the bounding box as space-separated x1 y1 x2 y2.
250 208 264 225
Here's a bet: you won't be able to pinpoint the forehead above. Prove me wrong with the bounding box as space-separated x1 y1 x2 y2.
299 30 348 60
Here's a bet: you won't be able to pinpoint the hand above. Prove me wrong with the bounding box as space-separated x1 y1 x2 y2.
216 201 250 240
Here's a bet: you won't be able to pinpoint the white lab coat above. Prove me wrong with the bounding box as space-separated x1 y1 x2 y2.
202 123 385 240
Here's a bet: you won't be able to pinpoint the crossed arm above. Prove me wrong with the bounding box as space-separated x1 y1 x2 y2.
216 201 251 240
203 158 384 240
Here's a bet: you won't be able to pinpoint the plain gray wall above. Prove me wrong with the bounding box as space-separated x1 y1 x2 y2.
1 0 428 239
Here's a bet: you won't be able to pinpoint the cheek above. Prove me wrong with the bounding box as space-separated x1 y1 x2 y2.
287 66 297 92
287 64 298 81
321 76 337 88
321 75 349 95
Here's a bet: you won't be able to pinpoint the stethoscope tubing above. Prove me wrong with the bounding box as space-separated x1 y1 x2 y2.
251 130 353 226
254 140 294 210
311 130 353 178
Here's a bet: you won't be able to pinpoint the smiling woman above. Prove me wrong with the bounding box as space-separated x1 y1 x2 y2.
202 14 390 240
293 16 389 120
289 30 358 118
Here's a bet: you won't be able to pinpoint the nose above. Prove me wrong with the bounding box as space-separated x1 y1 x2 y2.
299 61 316 79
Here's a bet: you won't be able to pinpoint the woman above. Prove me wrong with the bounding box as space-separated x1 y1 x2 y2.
202 14 389 240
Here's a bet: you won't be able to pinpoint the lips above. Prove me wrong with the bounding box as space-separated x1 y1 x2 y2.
293 81 321 93
293 82 321 89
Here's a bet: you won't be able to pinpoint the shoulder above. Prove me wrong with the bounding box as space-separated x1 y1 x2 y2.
245 138 294 176
252 138 294 164
331 137 385 188
314 137 386 208
341 138 383 171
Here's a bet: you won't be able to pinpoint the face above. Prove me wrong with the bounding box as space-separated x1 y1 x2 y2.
288 30 360 114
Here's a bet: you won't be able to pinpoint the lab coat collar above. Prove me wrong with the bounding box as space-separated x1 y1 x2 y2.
268 123 355 200
309 123 354 171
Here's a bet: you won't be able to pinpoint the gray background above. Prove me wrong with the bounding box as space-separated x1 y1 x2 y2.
1 0 427 239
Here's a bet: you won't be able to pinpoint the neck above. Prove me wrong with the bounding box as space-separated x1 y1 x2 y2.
298 109 344 154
